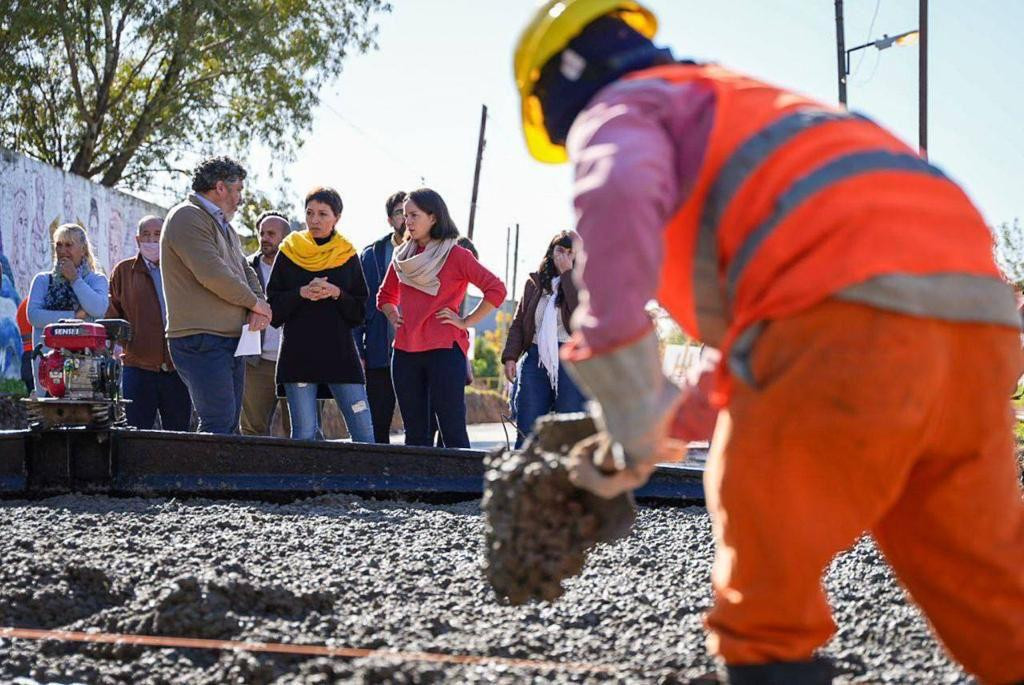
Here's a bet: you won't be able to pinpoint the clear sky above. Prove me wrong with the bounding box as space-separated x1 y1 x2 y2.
245 0 1023 293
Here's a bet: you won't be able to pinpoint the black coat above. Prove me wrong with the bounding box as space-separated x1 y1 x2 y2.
267 242 368 386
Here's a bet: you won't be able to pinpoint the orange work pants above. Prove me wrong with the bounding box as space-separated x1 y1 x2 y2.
704 299 1024 683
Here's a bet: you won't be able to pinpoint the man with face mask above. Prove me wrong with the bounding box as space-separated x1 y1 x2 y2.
107 215 193 431
353 191 407 443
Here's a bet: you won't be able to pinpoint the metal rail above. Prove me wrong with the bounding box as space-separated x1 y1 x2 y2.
0 428 705 502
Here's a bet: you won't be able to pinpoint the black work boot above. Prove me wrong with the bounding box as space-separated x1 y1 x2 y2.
726 658 834 685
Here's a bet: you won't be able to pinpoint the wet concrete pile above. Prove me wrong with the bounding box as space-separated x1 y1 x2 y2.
0 493 970 683
482 414 635 604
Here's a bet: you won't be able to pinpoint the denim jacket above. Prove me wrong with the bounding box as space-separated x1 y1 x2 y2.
353 233 395 369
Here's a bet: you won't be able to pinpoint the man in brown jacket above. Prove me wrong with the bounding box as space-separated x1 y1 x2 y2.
107 215 193 430
161 156 270 434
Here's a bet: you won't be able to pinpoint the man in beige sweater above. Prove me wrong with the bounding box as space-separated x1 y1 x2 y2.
161 156 271 434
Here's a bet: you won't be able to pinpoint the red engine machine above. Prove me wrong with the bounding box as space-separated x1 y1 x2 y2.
24 319 132 429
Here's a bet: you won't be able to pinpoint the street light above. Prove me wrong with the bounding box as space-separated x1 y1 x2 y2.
844 29 920 80
834 0 928 159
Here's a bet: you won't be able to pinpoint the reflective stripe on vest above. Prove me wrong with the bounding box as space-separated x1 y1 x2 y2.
725 149 946 300
692 108 945 339
693 108 863 343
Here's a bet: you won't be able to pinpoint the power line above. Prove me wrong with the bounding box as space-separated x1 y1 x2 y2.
850 47 883 86
318 100 426 185
851 0 883 76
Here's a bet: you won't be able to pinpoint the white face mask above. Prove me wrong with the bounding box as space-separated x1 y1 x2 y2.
139 241 160 263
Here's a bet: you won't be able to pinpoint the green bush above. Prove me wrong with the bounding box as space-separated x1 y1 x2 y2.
472 334 500 380
0 378 28 397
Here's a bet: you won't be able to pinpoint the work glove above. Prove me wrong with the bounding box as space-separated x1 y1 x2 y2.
567 432 671 499
563 329 688 499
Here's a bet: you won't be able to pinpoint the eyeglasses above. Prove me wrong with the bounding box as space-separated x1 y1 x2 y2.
391 210 405 218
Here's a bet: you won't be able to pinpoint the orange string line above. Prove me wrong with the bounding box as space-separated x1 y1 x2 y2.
0 626 616 674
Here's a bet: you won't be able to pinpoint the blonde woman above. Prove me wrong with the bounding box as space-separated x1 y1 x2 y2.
27 223 109 393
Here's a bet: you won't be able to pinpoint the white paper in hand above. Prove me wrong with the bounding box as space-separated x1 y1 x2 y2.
235 324 262 357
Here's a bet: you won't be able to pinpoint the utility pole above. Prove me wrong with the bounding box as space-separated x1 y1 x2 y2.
919 0 928 158
512 223 520 297
467 104 488 240
835 0 847 106
504 225 511 287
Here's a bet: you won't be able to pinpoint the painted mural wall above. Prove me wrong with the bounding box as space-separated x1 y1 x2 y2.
0 148 167 383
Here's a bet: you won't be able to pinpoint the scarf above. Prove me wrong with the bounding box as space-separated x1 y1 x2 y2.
536 276 562 392
393 238 457 296
42 263 89 312
279 229 356 272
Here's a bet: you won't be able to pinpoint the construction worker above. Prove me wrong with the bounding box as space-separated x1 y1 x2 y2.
513 2 1024 683
16 298 34 393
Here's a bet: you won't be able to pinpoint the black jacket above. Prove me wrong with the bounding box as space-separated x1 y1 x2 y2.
267 241 368 385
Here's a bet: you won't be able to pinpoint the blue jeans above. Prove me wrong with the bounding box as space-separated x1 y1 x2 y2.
122 366 193 431
515 343 588 447
392 345 470 448
284 382 374 442
20 352 34 393
168 333 245 434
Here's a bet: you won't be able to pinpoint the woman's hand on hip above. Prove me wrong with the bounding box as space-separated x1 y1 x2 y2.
435 308 467 330
504 360 517 383
383 303 403 327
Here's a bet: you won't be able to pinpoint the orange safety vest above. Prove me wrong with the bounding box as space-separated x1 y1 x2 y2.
16 298 32 352
627 64 1010 361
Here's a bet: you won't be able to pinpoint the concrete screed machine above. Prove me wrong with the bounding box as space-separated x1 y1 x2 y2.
23 318 132 429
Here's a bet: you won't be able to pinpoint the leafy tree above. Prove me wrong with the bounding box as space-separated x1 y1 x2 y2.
994 218 1024 288
492 308 512 347
235 185 292 254
472 331 501 381
0 0 390 189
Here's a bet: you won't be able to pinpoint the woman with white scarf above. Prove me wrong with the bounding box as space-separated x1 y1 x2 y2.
377 188 506 448
26 223 110 395
501 230 588 447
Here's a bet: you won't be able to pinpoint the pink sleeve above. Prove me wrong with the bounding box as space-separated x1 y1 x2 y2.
460 249 507 307
377 262 400 309
567 85 688 355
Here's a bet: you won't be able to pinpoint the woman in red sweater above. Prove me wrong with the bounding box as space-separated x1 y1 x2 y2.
378 188 506 447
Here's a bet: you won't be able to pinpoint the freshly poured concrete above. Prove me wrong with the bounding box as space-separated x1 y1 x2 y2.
0 494 966 683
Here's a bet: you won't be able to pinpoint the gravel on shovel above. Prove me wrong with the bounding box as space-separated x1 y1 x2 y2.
482 413 636 605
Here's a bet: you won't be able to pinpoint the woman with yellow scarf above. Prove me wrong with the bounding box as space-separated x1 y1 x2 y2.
266 187 374 442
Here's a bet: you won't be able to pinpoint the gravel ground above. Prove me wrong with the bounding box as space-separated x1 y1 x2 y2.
0 494 967 684
0 396 28 430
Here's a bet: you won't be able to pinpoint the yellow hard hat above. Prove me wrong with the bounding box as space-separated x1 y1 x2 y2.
514 0 658 164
